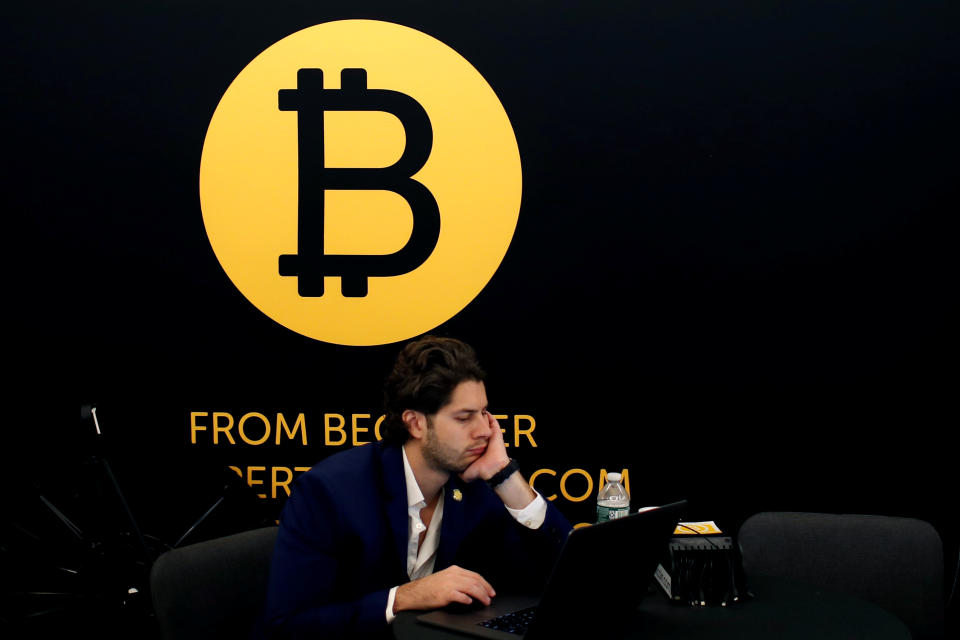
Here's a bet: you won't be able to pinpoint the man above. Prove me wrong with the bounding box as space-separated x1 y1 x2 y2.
261 336 572 639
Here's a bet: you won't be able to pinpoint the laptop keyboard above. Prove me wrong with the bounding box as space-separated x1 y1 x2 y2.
477 606 537 635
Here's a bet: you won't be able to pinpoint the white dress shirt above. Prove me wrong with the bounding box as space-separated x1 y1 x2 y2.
385 447 548 622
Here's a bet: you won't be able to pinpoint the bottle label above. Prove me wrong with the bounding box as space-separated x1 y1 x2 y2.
597 505 630 523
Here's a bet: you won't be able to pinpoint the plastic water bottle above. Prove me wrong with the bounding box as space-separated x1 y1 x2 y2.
596 472 630 522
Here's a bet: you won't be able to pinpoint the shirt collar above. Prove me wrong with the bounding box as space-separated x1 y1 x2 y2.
401 445 426 509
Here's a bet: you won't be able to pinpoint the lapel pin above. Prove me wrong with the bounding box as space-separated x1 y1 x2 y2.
452 489 463 502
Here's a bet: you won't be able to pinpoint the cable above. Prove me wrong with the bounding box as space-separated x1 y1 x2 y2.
675 524 723 549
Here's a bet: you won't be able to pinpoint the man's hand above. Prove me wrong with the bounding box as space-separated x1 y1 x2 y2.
459 411 510 483
393 565 496 612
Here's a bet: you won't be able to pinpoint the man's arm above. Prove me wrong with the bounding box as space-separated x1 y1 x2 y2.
460 411 540 510
457 412 572 592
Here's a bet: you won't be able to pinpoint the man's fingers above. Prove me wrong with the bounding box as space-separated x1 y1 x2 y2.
487 414 503 440
458 582 492 605
444 566 495 603
450 566 495 594
453 574 495 603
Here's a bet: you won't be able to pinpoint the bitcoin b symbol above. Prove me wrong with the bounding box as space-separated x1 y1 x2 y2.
200 20 522 344
277 68 441 297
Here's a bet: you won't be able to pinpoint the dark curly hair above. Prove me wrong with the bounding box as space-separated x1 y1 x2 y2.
382 336 486 444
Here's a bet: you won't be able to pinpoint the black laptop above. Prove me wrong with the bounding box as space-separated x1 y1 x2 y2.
417 500 687 639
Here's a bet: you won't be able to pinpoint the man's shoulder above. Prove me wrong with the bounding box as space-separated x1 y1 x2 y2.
296 440 398 490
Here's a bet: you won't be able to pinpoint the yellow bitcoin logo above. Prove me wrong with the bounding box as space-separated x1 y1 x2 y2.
200 20 521 345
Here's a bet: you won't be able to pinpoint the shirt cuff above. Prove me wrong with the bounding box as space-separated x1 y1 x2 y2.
505 490 548 529
386 585 398 623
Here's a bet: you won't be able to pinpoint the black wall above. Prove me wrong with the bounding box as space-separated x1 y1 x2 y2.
6 0 957 635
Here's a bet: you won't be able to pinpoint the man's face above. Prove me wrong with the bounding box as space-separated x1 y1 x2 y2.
421 380 492 474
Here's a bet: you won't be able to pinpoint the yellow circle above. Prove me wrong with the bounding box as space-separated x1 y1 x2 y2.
200 20 521 346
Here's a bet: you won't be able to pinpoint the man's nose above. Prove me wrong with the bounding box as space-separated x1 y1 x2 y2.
471 414 492 438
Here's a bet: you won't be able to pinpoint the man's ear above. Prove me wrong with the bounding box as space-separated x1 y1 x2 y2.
402 410 426 439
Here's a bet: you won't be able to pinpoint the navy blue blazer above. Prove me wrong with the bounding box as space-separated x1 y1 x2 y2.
260 441 571 640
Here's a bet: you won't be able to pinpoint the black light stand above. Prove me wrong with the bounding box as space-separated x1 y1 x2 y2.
1 406 166 638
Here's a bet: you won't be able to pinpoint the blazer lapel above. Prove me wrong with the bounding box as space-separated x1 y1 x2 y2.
435 476 467 570
380 444 410 581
